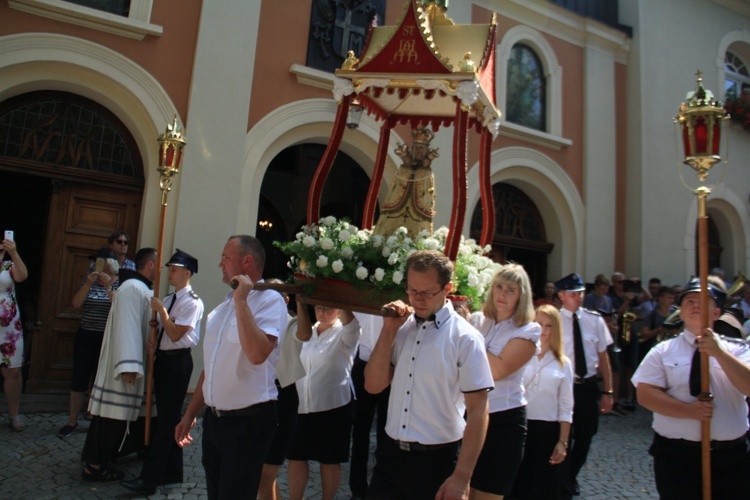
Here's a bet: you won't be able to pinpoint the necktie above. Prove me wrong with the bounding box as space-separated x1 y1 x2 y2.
156 294 179 349
689 345 702 397
573 313 587 378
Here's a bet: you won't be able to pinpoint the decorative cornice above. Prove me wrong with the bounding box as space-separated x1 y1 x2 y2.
498 121 572 151
474 0 631 63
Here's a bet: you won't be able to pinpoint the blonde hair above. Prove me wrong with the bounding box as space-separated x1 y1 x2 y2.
535 304 567 367
482 263 535 327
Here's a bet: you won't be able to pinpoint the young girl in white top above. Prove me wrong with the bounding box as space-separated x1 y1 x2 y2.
513 304 574 500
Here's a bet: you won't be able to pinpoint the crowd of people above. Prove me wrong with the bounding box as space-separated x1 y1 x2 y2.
3 227 750 499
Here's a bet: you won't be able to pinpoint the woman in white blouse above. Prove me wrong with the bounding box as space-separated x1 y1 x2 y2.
470 264 540 500
287 304 360 500
513 304 574 500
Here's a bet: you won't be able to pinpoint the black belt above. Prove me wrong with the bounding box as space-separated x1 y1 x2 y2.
390 436 458 452
208 400 272 418
156 348 190 357
655 433 747 451
574 375 597 385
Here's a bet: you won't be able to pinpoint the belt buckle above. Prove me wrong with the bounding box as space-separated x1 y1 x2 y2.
398 441 411 452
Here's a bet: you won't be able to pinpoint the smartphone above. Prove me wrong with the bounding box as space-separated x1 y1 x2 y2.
95 258 106 273
622 279 641 294
4 230 13 242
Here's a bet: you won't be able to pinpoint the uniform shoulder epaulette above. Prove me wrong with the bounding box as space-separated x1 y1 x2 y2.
188 289 200 300
720 335 746 346
581 307 601 317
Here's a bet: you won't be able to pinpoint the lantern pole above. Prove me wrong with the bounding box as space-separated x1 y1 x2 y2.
145 116 187 445
673 71 729 500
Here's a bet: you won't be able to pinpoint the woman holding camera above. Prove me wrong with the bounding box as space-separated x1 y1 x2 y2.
0 237 28 431
58 248 120 438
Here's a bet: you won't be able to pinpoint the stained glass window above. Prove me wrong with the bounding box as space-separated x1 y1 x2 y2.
0 91 142 179
63 0 130 16
506 44 546 131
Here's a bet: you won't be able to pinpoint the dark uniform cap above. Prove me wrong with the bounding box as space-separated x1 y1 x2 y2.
88 248 116 260
165 249 198 275
555 273 586 293
597 303 615 316
676 277 726 308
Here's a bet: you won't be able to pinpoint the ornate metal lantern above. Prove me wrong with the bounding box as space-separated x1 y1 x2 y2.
156 115 187 205
674 71 729 181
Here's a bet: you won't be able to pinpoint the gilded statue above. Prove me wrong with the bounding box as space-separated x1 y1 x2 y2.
374 127 439 237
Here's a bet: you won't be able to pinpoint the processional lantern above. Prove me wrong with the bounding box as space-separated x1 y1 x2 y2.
146 116 187 445
156 116 187 205
673 71 729 500
675 71 729 182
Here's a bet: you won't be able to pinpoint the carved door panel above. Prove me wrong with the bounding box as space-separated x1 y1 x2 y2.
26 182 141 393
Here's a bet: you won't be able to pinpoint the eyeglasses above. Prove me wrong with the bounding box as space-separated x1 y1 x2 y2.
404 286 444 299
116 239 128 245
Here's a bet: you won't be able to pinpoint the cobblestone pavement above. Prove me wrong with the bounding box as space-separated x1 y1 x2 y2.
0 401 657 499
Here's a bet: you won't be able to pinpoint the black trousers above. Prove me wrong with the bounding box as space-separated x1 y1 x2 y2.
81 415 127 467
350 353 390 497
650 433 750 500
367 437 460 500
513 419 563 500
202 400 278 500
561 380 599 498
140 349 193 483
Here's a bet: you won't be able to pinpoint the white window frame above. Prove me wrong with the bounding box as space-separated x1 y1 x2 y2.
9 0 162 40
497 25 570 150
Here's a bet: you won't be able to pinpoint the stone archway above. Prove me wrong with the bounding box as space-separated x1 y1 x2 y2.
0 90 144 393
470 182 553 295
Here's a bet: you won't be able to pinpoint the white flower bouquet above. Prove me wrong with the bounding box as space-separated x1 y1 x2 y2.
274 216 501 310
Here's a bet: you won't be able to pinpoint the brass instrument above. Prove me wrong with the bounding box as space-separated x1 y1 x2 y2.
727 272 748 298
658 308 682 343
621 311 636 345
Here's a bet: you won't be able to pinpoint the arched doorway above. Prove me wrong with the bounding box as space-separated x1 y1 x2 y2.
258 144 374 281
470 182 553 297
0 91 144 393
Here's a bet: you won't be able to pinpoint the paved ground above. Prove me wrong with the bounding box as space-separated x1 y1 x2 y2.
0 396 658 499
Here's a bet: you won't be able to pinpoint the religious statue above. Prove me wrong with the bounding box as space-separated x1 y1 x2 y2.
374 127 439 237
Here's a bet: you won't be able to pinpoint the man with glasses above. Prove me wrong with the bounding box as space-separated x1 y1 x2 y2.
108 231 136 271
365 250 493 499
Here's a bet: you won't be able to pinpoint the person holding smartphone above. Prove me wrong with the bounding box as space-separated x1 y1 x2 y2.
0 232 29 431
58 248 120 438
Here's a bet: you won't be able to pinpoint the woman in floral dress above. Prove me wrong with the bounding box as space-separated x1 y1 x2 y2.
0 236 28 431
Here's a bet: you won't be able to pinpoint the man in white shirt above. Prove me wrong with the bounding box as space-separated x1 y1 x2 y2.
365 250 493 499
122 249 204 495
555 273 614 498
632 278 750 499
175 235 287 498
